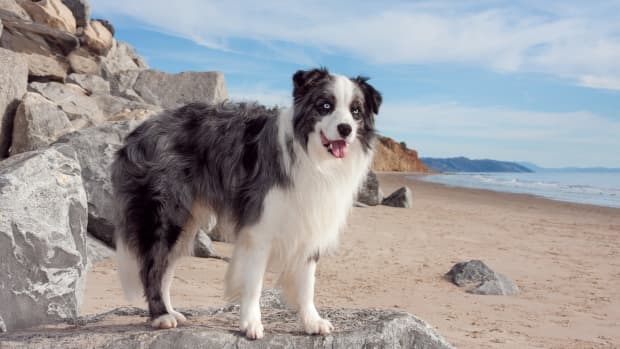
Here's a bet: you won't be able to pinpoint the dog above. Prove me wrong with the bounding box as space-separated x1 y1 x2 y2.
111 67 382 339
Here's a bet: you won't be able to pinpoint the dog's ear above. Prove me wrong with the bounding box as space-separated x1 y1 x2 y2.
353 76 382 115
292 68 330 100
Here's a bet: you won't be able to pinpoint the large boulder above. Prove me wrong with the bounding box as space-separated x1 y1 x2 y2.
0 145 88 332
59 0 88 27
67 47 100 75
0 8 79 55
0 0 30 20
82 19 113 55
357 170 383 206
381 186 413 208
100 40 147 78
20 52 68 82
28 81 104 129
0 304 455 349
54 120 142 248
0 47 28 158
446 260 519 296
66 73 110 95
18 0 76 33
132 69 228 109
9 92 74 155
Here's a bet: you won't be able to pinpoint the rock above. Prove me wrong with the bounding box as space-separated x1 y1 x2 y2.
193 230 226 260
66 48 99 75
91 94 160 121
100 40 147 78
20 52 68 82
372 136 434 172
54 120 143 248
19 0 76 33
446 260 519 296
357 170 383 206
59 0 88 27
66 73 110 95
9 92 74 155
28 81 104 129
381 186 413 208
86 234 114 265
0 48 28 158
0 0 30 20
82 19 113 55
0 315 6 332
107 68 144 102
0 145 88 332
132 69 228 109
0 17 2 36
93 18 114 36
0 10 79 55
0 305 455 349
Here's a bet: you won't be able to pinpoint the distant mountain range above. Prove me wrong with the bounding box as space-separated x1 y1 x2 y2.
518 162 620 173
420 157 533 173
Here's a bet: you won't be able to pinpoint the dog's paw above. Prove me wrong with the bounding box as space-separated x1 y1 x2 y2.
170 310 187 323
240 319 264 340
151 314 178 329
304 317 334 335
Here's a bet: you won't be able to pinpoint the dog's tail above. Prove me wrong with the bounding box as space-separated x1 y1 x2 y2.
116 237 143 302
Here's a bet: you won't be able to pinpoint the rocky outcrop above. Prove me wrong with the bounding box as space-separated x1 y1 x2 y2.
0 145 88 332
446 260 519 296
382 186 413 208
357 170 383 206
372 136 433 173
19 0 77 34
0 47 28 158
100 40 147 78
0 304 455 349
131 70 227 109
54 120 142 248
9 92 74 155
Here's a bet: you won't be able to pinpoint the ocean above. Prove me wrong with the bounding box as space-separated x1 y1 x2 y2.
416 172 620 208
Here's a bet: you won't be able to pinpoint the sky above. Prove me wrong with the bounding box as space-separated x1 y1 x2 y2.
92 1 620 168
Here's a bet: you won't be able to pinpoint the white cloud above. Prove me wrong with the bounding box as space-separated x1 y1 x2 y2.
93 0 620 90
377 102 620 167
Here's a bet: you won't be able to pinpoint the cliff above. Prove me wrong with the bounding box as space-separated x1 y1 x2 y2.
372 136 434 172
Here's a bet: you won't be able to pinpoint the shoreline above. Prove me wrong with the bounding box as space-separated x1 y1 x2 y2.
82 172 620 349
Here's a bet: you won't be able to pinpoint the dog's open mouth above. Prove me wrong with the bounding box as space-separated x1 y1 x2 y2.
320 131 347 159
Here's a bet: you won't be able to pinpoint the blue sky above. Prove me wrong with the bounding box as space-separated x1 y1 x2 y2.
92 1 620 167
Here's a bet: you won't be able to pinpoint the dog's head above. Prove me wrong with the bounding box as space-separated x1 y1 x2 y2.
292 68 382 162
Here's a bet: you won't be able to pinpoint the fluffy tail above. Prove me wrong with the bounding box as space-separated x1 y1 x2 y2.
116 238 143 302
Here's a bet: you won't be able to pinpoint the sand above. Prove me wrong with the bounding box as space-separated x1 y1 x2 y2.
81 172 620 349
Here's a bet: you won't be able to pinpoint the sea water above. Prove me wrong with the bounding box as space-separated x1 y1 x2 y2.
417 172 620 208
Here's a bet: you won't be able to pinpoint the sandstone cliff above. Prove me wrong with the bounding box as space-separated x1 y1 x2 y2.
372 136 434 172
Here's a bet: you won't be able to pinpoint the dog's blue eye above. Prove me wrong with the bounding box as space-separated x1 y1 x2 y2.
352 107 360 114
323 103 331 110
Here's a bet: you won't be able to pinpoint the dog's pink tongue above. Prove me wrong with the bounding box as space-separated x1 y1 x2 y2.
331 140 347 158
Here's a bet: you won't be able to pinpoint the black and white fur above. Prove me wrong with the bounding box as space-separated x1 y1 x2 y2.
111 68 382 339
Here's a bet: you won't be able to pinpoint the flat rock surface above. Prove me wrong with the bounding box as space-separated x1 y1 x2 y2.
0 306 455 349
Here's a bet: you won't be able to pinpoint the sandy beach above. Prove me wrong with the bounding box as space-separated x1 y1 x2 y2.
82 172 620 349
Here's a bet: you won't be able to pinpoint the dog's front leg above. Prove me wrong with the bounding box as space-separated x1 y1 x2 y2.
290 257 334 335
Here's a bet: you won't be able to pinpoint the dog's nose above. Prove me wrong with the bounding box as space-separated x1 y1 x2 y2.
337 123 352 138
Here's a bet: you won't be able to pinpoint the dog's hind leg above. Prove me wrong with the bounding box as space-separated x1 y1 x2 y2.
282 256 334 335
225 231 271 340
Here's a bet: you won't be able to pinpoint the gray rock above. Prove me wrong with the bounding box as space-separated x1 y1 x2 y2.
20 52 68 82
446 260 519 296
0 315 6 333
0 0 31 20
9 92 74 156
382 186 413 208
86 234 114 265
132 69 228 109
0 304 455 349
0 48 28 158
0 10 79 55
28 81 104 129
0 145 88 332
356 170 383 206
100 40 147 78
0 17 3 36
67 48 100 75
60 0 89 27
91 94 160 121
193 230 226 260
67 73 110 95
54 120 142 248
107 68 144 102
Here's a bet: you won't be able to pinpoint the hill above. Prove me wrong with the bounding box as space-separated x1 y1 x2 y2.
421 157 532 173
372 136 434 172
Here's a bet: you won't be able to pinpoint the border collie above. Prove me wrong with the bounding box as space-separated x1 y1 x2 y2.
111 68 382 339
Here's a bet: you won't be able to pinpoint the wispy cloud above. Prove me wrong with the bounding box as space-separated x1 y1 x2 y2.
378 102 620 167
94 0 620 90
